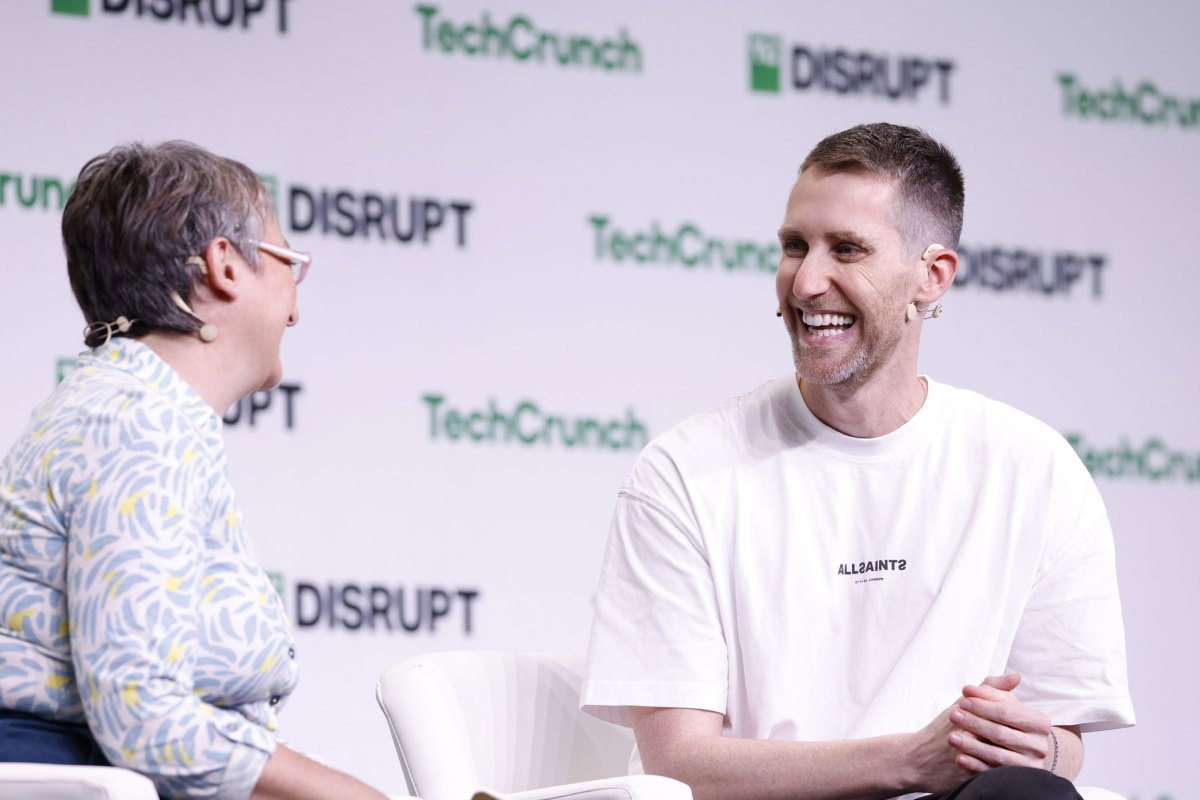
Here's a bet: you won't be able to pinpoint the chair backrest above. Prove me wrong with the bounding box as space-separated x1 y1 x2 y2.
376 651 635 799
0 763 158 800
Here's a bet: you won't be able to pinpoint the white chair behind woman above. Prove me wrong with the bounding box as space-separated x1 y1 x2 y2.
376 651 690 800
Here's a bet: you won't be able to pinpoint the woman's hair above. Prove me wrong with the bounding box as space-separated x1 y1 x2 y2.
63 140 274 346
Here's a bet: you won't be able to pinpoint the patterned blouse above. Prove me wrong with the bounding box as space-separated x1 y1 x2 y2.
0 338 299 799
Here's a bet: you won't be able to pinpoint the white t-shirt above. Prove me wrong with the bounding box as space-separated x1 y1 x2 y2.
581 376 1134 758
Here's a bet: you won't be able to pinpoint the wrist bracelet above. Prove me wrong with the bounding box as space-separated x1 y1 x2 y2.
1048 729 1059 774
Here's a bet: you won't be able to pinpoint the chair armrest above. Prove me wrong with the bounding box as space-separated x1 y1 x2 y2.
0 763 159 800
472 774 692 800
1076 788 1126 800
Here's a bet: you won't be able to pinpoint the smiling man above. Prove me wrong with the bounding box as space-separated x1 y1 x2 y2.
581 123 1134 800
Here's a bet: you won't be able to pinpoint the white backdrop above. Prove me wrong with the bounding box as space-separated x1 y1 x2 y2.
2 2 1196 798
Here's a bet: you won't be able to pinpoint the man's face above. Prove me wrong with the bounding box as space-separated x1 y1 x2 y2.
775 168 919 388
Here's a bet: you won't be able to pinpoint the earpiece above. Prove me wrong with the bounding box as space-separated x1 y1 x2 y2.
82 315 136 347
170 290 219 343
905 301 945 322
922 243 945 260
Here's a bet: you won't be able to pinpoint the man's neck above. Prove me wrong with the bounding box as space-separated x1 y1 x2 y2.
798 370 928 439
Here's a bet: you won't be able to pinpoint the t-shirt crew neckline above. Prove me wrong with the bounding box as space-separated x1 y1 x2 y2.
778 373 947 462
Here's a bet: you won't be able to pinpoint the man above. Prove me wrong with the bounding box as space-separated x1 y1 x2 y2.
580 123 1133 800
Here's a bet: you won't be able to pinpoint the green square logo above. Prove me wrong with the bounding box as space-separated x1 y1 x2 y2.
267 570 286 602
749 33 782 94
259 174 279 215
56 356 77 384
51 0 89 17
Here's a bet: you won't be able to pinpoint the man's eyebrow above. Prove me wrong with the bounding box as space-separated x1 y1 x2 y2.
777 226 868 242
826 229 867 242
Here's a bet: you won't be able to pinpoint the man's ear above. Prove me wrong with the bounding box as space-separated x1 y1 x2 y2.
201 237 245 302
916 247 958 304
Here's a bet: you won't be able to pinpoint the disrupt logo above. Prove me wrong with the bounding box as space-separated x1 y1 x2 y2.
590 214 779 275
416 5 642 74
954 246 1106 298
1066 434 1200 484
0 171 74 211
287 182 473 247
53 0 296 33
422 393 649 452
223 383 302 431
748 33 954 103
1059 73 1200 131
269 572 480 634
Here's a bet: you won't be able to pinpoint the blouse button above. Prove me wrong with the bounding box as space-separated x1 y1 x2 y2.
269 695 281 706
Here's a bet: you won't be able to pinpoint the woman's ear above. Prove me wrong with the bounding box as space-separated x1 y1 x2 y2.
201 237 245 301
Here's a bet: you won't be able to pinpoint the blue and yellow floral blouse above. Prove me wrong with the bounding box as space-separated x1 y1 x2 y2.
0 338 299 799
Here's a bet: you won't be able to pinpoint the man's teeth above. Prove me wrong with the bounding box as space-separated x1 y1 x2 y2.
796 311 854 326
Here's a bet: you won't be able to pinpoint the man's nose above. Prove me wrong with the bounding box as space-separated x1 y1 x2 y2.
790 252 834 301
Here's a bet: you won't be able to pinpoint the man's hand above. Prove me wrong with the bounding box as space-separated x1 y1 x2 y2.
906 703 978 795
948 673 1053 772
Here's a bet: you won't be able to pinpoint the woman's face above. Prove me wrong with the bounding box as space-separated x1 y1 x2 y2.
246 213 300 392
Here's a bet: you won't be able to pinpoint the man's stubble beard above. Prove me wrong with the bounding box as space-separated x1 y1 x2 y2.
787 312 905 389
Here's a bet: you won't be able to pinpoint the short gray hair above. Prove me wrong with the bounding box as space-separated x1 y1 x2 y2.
63 140 273 346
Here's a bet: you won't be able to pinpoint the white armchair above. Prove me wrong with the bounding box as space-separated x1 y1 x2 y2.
0 763 158 799
376 652 690 800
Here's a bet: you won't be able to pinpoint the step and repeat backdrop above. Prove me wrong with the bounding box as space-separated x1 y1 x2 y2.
1 1 1196 797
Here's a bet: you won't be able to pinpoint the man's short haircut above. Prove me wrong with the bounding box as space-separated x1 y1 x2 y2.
800 122 965 254
63 140 273 347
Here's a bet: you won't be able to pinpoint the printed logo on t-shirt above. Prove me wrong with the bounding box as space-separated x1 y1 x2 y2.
837 558 906 585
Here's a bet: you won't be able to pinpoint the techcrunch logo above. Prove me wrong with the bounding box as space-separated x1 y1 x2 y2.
422 393 648 452
1066 434 1200 483
52 0 295 33
416 5 642 74
748 33 954 103
590 215 779 275
0 171 75 211
259 173 474 248
1059 73 1200 130
954 245 1107 298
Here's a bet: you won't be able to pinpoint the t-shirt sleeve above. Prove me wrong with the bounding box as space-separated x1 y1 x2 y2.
62 402 274 800
580 473 729 727
1006 458 1135 733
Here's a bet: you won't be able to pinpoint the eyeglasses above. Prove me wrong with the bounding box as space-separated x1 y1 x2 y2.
252 240 312 285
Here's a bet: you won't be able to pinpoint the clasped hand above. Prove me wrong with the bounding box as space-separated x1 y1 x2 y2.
948 673 1052 772
912 672 1052 795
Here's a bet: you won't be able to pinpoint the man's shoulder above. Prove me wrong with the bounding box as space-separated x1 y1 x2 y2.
935 380 1079 463
654 376 789 450
625 377 792 484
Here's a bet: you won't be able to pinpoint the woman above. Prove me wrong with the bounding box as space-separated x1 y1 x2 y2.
0 141 389 800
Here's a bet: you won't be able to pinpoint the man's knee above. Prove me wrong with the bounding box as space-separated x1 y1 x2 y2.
959 766 1081 800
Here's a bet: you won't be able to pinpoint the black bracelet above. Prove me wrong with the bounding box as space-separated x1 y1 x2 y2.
1048 729 1060 774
